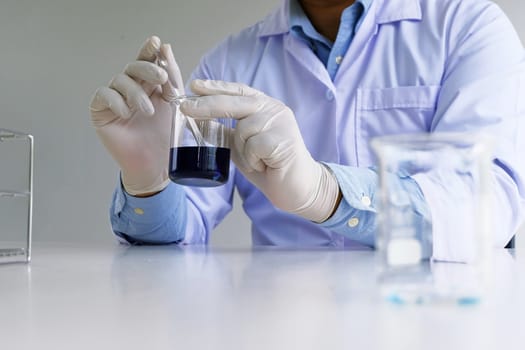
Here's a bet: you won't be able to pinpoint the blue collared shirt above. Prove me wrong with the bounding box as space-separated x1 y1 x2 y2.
289 0 372 80
110 0 525 262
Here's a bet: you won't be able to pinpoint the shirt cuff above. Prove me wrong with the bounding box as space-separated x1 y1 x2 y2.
110 180 187 244
318 163 378 246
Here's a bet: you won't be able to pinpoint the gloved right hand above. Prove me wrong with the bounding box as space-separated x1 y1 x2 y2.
89 36 184 196
181 80 342 223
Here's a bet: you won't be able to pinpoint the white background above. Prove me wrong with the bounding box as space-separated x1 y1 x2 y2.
0 0 523 248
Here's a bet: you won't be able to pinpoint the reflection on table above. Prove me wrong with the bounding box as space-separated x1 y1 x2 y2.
0 243 523 350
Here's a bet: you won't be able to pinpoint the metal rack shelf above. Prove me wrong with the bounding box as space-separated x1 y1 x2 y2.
0 190 31 198
0 128 33 263
0 248 27 263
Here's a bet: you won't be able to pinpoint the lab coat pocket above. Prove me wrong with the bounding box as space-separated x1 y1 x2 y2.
356 85 440 165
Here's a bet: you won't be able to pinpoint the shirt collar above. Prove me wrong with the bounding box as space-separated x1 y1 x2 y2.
375 0 422 24
258 0 422 37
289 0 330 45
289 0 372 34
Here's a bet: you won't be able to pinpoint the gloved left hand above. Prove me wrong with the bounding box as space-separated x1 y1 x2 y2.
89 36 182 196
180 79 341 223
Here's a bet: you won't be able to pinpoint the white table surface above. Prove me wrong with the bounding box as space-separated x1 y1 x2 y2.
1 243 524 350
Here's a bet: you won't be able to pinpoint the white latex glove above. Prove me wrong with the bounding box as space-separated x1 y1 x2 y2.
181 80 341 223
89 36 184 196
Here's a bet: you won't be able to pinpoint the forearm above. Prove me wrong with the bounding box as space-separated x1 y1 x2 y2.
319 164 432 258
416 161 524 252
321 160 524 263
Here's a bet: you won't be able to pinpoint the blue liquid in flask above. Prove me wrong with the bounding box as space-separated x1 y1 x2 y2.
169 146 230 187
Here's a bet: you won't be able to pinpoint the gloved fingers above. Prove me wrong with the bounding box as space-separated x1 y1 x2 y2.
242 134 271 172
228 126 258 173
124 61 168 86
231 128 251 172
89 86 131 119
159 43 185 95
150 43 184 102
231 152 256 175
180 94 263 120
160 77 177 102
136 36 161 62
190 79 263 97
234 109 286 146
245 131 295 171
124 61 167 99
109 73 155 116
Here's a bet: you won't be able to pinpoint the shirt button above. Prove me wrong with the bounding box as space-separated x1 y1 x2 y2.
134 208 145 215
361 195 371 207
335 55 343 65
347 217 359 228
325 90 334 101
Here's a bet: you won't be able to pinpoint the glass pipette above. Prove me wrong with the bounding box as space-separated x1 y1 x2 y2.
156 57 205 146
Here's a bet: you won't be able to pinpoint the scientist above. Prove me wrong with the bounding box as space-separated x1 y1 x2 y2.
90 0 525 261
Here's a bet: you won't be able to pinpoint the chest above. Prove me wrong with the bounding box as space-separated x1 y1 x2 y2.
226 21 447 167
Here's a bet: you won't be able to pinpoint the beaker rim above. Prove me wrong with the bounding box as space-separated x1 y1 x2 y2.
370 132 494 151
173 95 200 105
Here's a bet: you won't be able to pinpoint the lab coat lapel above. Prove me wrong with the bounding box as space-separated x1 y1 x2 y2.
284 35 334 90
334 0 423 84
259 0 333 88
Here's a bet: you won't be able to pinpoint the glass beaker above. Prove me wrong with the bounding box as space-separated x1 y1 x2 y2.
168 96 231 187
371 132 494 303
